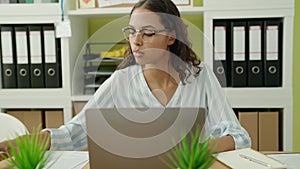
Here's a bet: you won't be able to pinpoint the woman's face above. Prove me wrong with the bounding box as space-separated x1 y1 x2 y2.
128 8 175 66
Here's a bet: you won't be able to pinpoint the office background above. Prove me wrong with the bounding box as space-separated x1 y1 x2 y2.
0 0 298 151
86 0 300 151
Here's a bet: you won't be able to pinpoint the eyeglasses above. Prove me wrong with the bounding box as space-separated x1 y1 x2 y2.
122 27 170 42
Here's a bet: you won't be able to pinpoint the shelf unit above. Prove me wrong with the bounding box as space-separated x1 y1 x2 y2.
203 0 294 151
67 0 294 151
0 0 292 150
0 2 73 123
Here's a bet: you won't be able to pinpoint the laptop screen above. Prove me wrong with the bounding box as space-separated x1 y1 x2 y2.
86 107 206 169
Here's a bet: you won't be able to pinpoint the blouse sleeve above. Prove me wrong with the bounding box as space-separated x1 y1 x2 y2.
44 71 116 150
202 63 251 149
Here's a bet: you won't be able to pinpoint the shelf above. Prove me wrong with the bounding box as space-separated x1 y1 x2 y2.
72 95 92 102
86 71 114 75
225 88 293 108
67 6 205 17
85 58 123 63
204 0 294 11
85 84 101 88
0 3 61 16
0 89 70 108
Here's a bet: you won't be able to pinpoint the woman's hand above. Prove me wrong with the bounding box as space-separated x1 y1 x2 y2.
0 140 12 161
209 135 235 153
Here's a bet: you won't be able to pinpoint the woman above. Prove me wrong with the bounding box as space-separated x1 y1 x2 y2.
0 0 250 156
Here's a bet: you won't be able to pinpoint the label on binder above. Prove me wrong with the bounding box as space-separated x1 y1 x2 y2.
29 31 42 64
1 31 13 64
44 30 56 63
266 26 278 61
249 26 261 60
55 19 72 38
15 31 28 64
214 26 226 60
233 26 245 61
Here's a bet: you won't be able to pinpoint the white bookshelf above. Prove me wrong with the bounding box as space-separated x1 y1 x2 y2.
68 0 294 151
67 6 205 17
0 0 293 150
203 0 294 151
0 2 73 123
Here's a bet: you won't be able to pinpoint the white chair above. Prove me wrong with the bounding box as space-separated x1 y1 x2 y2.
0 112 28 142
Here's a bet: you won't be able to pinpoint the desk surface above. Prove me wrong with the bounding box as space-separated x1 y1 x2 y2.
0 151 229 169
82 159 230 169
1 150 299 169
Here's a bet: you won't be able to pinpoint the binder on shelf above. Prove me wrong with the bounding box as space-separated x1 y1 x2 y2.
264 19 282 87
28 25 44 88
0 25 17 88
15 25 30 88
42 25 61 88
230 21 247 87
213 21 229 87
9 0 17 3
247 21 264 87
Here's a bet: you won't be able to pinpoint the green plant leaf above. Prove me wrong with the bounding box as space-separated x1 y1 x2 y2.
161 127 216 169
5 126 53 169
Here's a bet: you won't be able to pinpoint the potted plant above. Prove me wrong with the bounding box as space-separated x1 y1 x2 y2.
3 127 53 169
162 127 216 169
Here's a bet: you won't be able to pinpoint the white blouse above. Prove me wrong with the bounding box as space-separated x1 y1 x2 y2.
47 62 251 151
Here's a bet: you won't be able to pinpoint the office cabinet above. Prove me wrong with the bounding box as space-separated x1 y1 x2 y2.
203 0 294 151
0 2 72 123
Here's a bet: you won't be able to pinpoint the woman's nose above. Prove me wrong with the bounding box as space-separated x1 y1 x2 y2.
132 33 143 46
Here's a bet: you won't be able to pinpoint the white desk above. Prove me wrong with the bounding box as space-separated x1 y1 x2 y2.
1 151 299 169
0 151 89 169
45 151 89 169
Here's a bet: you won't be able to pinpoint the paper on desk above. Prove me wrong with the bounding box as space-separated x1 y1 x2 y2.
44 151 89 169
267 153 300 169
215 148 287 169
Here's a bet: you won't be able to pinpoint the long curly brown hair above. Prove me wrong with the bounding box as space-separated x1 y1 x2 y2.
117 0 201 84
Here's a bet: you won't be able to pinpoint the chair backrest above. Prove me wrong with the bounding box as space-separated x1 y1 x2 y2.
0 112 28 142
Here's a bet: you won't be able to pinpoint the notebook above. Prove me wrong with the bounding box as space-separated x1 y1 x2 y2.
216 148 287 169
85 107 206 169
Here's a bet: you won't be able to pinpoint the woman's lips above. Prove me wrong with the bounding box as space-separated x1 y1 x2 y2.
133 51 144 58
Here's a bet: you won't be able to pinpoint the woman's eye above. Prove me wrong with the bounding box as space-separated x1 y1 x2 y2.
143 30 155 36
144 33 155 37
129 30 135 34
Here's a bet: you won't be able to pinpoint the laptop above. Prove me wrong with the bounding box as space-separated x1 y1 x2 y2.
85 107 206 169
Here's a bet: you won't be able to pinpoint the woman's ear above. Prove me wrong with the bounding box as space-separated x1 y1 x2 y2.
167 30 176 45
